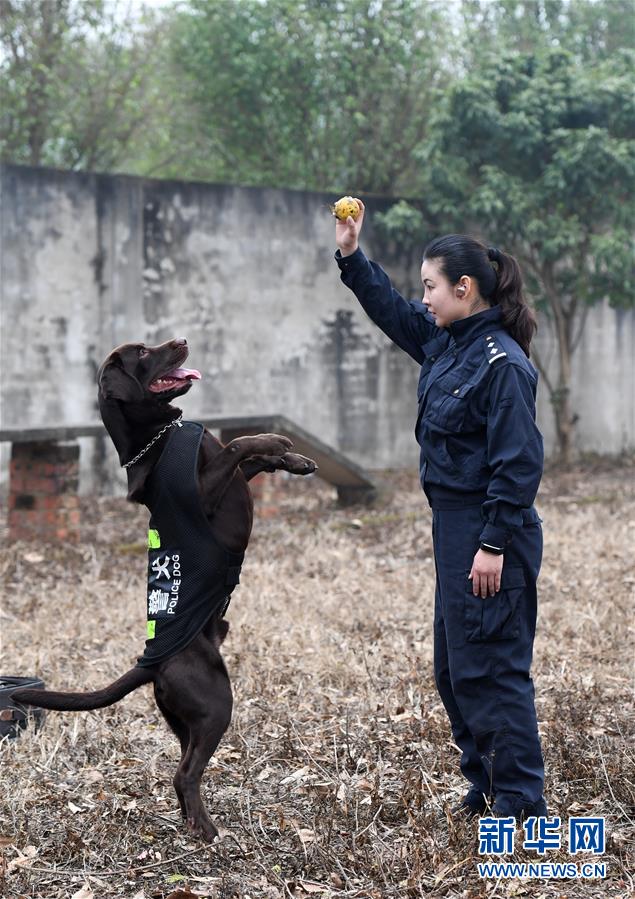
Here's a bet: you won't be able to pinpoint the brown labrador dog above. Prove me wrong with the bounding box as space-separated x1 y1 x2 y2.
12 337 317 841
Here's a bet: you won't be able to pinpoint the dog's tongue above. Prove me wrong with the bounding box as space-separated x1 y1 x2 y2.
166 367 201 381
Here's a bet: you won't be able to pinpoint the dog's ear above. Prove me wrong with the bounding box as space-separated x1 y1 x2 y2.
97 355 144 402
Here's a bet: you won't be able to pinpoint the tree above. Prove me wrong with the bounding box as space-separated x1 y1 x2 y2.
0 0 455 186
458 0 635 65
2 0 632 464
0 0 175 172
414 46 634 462
168 0 451 194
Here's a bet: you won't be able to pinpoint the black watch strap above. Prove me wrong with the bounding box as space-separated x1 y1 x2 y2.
480 541 504 555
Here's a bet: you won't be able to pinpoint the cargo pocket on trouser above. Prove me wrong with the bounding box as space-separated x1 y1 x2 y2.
464 567 526 643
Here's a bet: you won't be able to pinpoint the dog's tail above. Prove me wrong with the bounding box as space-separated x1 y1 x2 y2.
10 667 154 712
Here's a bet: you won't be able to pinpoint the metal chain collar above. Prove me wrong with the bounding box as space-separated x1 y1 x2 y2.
122 414 183 469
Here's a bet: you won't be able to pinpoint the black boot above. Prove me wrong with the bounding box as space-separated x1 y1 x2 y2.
491 795 548 821
451 788 491 819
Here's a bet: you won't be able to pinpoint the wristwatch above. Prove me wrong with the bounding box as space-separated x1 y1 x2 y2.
480 541 505 555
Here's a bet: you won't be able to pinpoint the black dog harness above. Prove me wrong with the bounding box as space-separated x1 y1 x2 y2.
137 421 244 668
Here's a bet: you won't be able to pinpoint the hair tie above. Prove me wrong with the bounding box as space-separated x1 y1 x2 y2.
488 246 501 267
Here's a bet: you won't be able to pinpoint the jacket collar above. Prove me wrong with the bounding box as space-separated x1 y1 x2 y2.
448 305 502 347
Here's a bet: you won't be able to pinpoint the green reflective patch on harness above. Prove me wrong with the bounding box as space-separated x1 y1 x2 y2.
147 620 156 639
148 528 161 549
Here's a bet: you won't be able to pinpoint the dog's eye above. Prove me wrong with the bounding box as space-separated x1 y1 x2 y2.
138 347 149 359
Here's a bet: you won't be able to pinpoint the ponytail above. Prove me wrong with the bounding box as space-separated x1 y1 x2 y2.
423 235 537 357
487 247 536 357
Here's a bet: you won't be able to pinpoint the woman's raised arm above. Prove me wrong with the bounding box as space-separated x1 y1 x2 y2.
334 198 439 363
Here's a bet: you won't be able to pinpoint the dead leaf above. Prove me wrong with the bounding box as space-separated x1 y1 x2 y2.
70 884 93 899
306 782 331 798
355 778 374 792
23 551 45 563
81 768 104 783
297 828 316 845
280 765 311 785
165 889 199 899
610 830 628 846
297 881 327 894
7 845 37 872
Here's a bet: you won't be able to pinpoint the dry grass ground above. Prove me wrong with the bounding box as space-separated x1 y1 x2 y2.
0 461 633 899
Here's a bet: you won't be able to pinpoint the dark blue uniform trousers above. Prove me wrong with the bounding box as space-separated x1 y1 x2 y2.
432 502 545 813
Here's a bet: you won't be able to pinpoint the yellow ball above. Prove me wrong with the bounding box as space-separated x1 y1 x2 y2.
331 196 360 221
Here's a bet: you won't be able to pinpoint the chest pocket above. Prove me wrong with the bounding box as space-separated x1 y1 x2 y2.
417 335 451 400
430 374 477 431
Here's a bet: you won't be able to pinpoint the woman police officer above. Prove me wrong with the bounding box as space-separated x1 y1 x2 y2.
334 199 548 821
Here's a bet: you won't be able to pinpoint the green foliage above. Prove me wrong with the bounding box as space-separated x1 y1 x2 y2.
402 24 634 459
374 200 425 241
416 47 635 311
0 0 175 171
167 0 450 193
0 0 631 460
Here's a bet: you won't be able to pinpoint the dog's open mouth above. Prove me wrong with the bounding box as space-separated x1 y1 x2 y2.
149 367 202 393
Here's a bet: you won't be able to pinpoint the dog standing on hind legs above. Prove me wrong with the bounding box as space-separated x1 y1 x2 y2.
11 337 317 841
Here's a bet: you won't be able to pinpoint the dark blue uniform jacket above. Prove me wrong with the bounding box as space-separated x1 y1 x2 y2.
336 247 544 550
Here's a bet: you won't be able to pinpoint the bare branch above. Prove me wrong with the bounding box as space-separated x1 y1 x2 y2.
530 343 554 395
571 302 592 354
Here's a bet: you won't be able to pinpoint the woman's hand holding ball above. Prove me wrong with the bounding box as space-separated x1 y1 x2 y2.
333 196 364 257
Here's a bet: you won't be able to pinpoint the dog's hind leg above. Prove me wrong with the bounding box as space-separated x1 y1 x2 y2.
173 711 232 838
175 666 233 841
156 646 233 842
154 688 190 820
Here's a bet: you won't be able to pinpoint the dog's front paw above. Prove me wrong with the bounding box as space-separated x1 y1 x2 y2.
250 433 294 456
281 452 318 475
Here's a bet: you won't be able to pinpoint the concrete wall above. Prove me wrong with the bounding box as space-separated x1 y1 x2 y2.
1 164 633 495
534 301 635 458
0 164 424 494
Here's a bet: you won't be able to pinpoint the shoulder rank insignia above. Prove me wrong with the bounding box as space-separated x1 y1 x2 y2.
484 334 507 364
485 334 507 365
